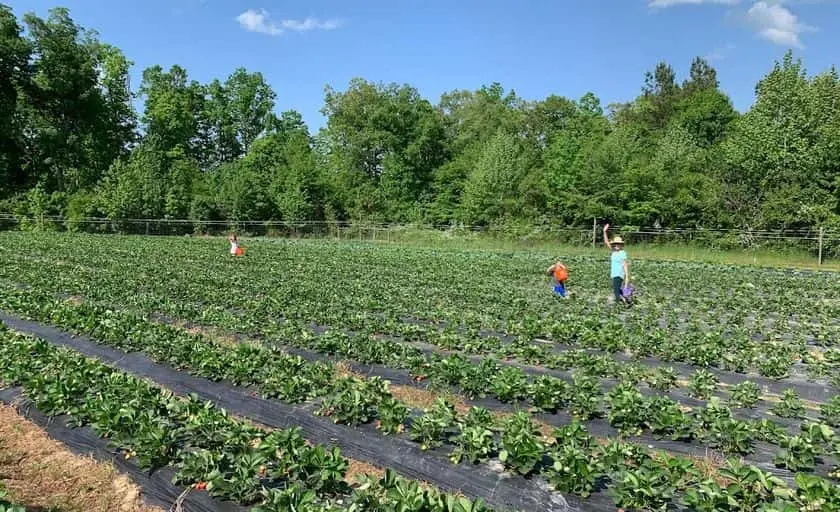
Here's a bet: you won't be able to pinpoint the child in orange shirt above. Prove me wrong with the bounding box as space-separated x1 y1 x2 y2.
546 261 568 298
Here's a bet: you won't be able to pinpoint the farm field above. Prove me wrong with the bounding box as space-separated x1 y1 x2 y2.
0 231 839 511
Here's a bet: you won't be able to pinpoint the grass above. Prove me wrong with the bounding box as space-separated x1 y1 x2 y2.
0 403 161 512
362 227 840 271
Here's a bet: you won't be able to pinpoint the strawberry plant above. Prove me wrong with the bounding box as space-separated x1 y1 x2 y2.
820 395 840 427
299 445 348 492
552 420 595 449
790 472 840 511
253 485 324 512
528 375 568 412
545 444 598 497
450 424 496 464
659 454 701 488
688 369 719 400
706 416 754 455
498 412 544 475
460 407 494 430
318 377 388 425
646 396 693 441
489 366 528 403
771 389 806 419
774 435 818 471
759 355 790 379
349 469 488 512
800 421 835 448
205 451 268 503
606 383 647 435
728 381 761 409
409 398 457 451
568 373 601 420
716 459 788 510
597 439 650 473
681 479 731 511
645 366 677 391
610 459 676 512
458 359 498 399
376 397 408 434
175 449 223 487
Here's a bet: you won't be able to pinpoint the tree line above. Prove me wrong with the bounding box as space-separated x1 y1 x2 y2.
3 5 840 233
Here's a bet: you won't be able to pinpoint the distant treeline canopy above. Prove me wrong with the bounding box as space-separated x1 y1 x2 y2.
2 5 840 231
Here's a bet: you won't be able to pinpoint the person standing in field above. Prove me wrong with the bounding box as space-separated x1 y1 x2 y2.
229 234 240 256
603 224 630 304
546 260 569 298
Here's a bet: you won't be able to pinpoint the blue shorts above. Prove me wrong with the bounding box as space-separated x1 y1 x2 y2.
553 283 566 297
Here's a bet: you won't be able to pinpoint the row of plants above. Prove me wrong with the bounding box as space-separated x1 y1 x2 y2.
3 315 839 512
11 232 838 349
0 280 838 470
1 283 838 488
4 236 840 508
0 253 831 424
5 235 839 389
0 327 490 512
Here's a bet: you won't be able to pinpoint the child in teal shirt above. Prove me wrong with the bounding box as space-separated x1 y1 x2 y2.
603 224 630 304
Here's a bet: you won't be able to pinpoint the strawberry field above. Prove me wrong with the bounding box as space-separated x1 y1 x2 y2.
0 231 839 512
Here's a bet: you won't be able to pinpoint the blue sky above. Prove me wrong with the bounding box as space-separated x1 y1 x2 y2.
11 0 840 130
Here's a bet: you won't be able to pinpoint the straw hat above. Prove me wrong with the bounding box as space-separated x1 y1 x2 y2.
611 236 624 245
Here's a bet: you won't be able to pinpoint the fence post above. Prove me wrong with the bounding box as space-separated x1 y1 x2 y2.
592 218 597 247
818 227 824 266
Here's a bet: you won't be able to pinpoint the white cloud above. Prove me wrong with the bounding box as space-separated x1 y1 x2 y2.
281 18 342 31
745 1 815 48
705 42 737 61
237 9 282 35
648 0 740 8
236 9 342 36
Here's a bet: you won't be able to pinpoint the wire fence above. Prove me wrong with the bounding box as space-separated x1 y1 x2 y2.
3 214 840 264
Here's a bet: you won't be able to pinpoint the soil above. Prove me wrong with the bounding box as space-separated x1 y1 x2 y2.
0 403 162 512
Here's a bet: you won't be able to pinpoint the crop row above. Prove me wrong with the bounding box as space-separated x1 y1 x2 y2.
11 232 839 347
2 283 839 508
2 280 839 467
2 251 837 413
0 327 491 512
4 236 839 386
8 268 838 430
9 232 840 339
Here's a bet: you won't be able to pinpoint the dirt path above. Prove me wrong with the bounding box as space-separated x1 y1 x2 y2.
0 403 163 512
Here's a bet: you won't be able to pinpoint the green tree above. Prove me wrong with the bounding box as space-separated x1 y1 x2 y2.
98 141 168 220
94 44 137 171
522 93 610 223
139 65 205 161
98 139 198 221
212 159 275 221
19 7 133 192
682 57 719 94
722 52 825 229
0 4 32 194
459 131 528 224
204 78 241 167
672 88 737 147
225 68 276 151
428 83 525 223
321 78 447 220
